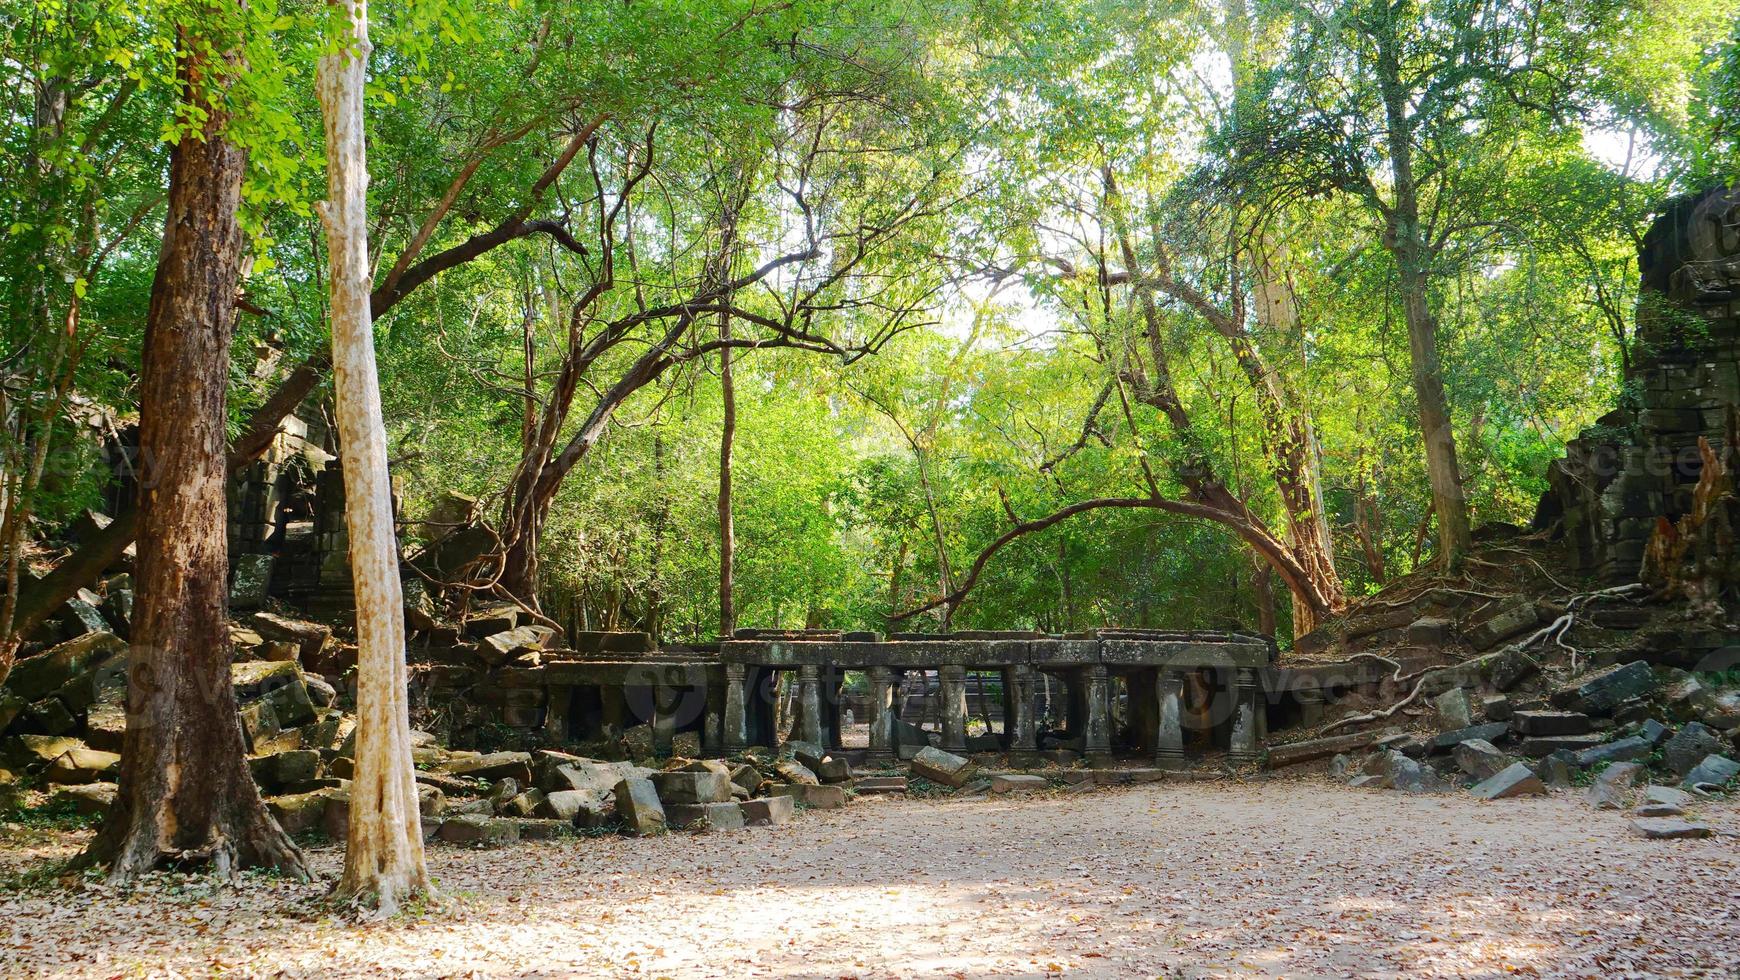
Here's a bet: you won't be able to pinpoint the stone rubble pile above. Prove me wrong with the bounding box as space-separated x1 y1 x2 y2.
1317 657 1738 839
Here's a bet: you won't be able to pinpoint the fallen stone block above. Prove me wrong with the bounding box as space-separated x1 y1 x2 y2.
815 758 853 783
785 740 828 770
1428 722 1510 754
476 625 555 666
666 801 747 831
437 814 521 847
1629 817 1714 840
854 776 907 795
1531 753 1576 789
1587 761 1646 809
772 759 819 787
1433 688 1476 730
1551 661 1656 715
438 751 533 784
739 794 795 826
1633 803 1684 818
728 763 764 796
230 660 316 728
45 746 120 785
909 746 974 787
247 612 333 665
1481 695 1514 722
1266 730 1386 769
1572 736 1652 768
1637 718 1671 746
1453 738 1514 780
1465 599 1540 650
988 772 1048 794
507 817 571 840
614 777 666 836
1644 785 1698 808
1470 762 1547 800
267 790 337 836
774 783 847 809
501 788 547 818
650 770 734 805
1382 753 1450 794
1664 723 1726 776
1682 753 1739 790
1518 733 1605 758
51 783 115 817
5 632 126 703
1512 710 1591 736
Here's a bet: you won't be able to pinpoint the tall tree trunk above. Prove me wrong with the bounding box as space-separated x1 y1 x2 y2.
318 0 431 913
718 311 736 637
1375 18 1472 566
84 22 308 882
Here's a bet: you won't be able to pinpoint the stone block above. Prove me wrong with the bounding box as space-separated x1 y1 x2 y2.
728 763 763 796
650 770 733 805
1551 661 1656 715
1644 785 1698 808
1518 733 1605 758
476 626 555 666
1664 722 1726 776
1470 762 1548 800
1381 752 1450 794
1266 730 1387 769
909 746 974 787
439 751 533 784
1512 711 1591 736
1433 688 1476 730
247 612 333 665
52 783 116 817
437 814 521 847
6 632 126 703
988 772 1048 794
231 660 316 728
1637 718 1671 746
1452 738 1513 780
1587 761 1646 809
854 776 907 795
1571 736 1652 768
773 783 847 809
24 696 77 735
501 788 547 818
267 790 336 835
1481 695 1513 722
1465 599 1540 650
666 801 747 831
739 794 795 826
1629 817 1713 840
815 758 853 784
1682 753 1739 790
1427 722 1510 753
229 554 275 610
785 740 827 770
772 759 819 787
614 777 666 835
45 746 120 784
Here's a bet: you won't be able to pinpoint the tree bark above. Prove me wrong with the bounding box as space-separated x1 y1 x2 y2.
718 310 737 637
83 22 308 882
317 0 432 914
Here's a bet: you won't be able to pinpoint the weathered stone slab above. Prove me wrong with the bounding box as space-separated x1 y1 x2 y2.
739 794 795 826
1587 761 1646 809
1433 688 1476 730
1518 733 1605 758
1572 736 1652 768
854 776 907 795
773 783 847 809
650 770 733 805
6 632 126 703
1682 753 1739 790
45 746 120 785
613 777 666 835
909 746 974 787
1464 599 1540 650
1453 738 1514 780
438 751 533 784
1512 711 1591 736
230 660 316 728
1267 730 1388 769
1471 762 1548 800
988 772 1048 794
1629 817 1713 840
666 801 746 831
1551 661 1656 715
772 759 819 787
536 789 606 824
267 789 337 835
1664 722 1726 776
437 814 521 846
1428 722 1510 753
815 758 853 783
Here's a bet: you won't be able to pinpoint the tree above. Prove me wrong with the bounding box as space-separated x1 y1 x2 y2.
314 0 431 913
83 9 308 881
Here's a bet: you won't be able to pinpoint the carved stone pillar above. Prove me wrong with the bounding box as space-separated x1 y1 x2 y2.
723 662 749 755
1229 667 1260 763
543 684 572 744
866 665 895 765
939 665 968 754
795 664 823 747
1082 664 1111 767
1007 664 1039 766
1298 686 1326 727
651 681 677 757
1154 668 1186 769
702 679 726 757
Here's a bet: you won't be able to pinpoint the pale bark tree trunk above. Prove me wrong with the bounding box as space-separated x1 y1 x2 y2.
84 20 309 882
718 310 737 637
317 0 431 914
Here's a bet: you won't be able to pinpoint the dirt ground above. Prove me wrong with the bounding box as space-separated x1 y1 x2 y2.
2 779 1736 979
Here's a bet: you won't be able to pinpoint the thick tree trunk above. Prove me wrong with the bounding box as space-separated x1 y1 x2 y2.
317 0 431 914
718 312 737 637
83 27 308 882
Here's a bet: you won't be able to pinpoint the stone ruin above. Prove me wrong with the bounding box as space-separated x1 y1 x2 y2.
1538 185 1740 589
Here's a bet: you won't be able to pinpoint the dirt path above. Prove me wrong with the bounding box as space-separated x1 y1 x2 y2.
2 780 1736 978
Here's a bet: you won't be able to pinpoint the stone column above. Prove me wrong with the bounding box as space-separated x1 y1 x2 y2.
702 680 726 757
542 684 572 743
1297 686 1325 727
1082 664 1111 767
1229 667 1260 763
1154 668 1185 769
939 665 969 754
723 663 749 755
651 682 677 757
795 664 823 746
1007 664 1039 766
866 665 895 765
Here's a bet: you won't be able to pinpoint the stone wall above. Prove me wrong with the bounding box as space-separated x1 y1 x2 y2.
1538 185 1740 584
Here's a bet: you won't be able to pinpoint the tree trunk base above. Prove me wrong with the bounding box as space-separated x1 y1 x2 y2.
81 804 312 885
